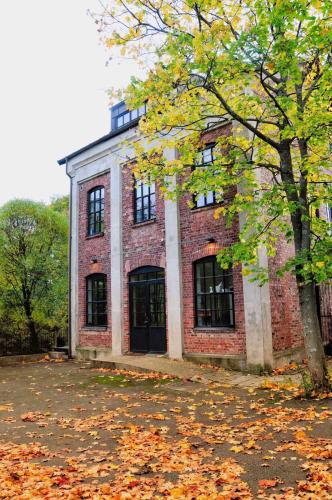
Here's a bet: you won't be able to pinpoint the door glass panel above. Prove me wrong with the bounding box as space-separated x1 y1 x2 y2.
132 286 146 327
149 282 165 327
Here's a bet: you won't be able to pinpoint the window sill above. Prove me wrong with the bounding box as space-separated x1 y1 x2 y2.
191 203 223 214
132 219 156 228
193 327 235 333
86 232 104 240
82 326 108 332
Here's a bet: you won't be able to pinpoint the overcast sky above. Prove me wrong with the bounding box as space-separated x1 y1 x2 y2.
0 0 137 206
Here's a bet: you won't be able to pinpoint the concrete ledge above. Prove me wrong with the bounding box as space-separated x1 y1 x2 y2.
183 353 247 371
48 351 68 360
0 353 47 366
76 347 112 361
273 346 306 368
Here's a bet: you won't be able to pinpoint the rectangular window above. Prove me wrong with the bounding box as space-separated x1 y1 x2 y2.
86 275 107 326
194 144 219 208
194 256 234 328
87 187 104 236
134 178 156 223
112 102 147 130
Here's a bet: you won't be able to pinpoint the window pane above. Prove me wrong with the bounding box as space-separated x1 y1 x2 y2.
215 278 224 293
143 196 149 209
196 195 205 208
205 276 214 294
123 112 130 124
223 274 233 292
136 198 142 211
196 295 205 309
195 263 204 280
150 193 155 206
150 205 156 218
131 109 138 119
196 278 205 294
203 148 213 163
142 183 149 196
204 260 214 277
206 191 214 205
143 207 149 220
136 210 143 223
197 314 204 327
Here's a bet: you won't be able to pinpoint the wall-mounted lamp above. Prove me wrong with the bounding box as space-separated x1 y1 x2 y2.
206 237 216 244
91 258 98 264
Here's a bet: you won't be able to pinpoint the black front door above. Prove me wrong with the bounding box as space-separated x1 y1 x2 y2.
129 267 166 354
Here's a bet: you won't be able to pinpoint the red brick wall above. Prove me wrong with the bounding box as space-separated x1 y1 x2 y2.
122 164 166 352
78 173 112 348
180 124 246 356
268 239 304 352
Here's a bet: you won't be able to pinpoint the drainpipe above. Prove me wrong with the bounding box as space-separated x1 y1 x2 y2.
66 159 73 359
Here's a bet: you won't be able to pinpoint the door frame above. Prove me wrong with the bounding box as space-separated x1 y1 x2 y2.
129 266 167 354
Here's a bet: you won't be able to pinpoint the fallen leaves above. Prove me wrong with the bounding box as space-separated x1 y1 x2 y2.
258 477 283 489
276 430 332 460
1 362 331 498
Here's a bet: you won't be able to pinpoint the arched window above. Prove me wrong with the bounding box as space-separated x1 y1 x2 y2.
87 186 104 236
194 256 234 327
86 274 107 326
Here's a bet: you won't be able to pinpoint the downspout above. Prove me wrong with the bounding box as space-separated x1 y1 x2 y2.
66 159 73 358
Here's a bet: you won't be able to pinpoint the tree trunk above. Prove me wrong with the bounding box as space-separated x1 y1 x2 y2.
297 282 329 390
23 296 39 353
279 142 329 391
27 317 39 353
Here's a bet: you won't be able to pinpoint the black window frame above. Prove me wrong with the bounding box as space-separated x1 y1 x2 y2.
194 256 234 328
134 177 156 224
86 274 107 327
87 186 105 237
112 101 147 130
193 143 219 209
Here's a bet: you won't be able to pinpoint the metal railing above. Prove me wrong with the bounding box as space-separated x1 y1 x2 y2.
317 283 332 353
0 329 68 357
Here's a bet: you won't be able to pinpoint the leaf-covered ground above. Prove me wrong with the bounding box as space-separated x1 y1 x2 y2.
0 360 331 499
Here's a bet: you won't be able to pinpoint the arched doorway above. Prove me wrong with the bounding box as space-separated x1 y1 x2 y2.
129 266 166 354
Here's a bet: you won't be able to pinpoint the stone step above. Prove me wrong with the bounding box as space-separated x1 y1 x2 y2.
90 358 156 374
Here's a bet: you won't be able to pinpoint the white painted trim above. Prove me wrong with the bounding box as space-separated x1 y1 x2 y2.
70 178 79 357
241 245 273 370
110 159 124 355
164 149 184 359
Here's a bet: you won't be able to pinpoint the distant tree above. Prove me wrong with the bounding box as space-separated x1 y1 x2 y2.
49 195 69 216
99 0 332 389
0 200 68 352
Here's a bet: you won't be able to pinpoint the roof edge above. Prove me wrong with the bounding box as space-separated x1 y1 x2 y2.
57 119 139 166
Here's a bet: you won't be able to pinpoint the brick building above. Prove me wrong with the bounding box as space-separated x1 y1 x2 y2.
58 101 307 372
